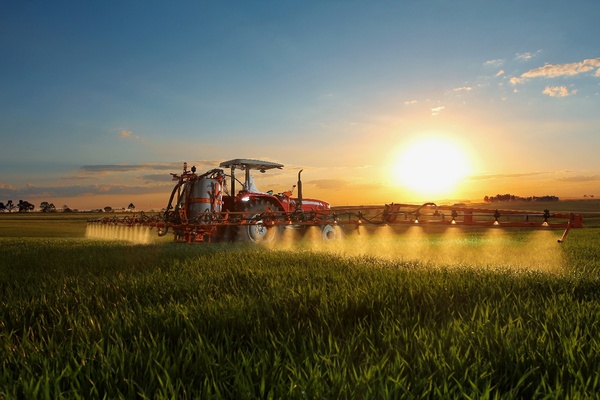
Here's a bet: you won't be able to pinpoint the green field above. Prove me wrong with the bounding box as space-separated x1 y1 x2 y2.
1 203 600 399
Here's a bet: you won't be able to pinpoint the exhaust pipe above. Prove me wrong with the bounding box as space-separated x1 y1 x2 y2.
296 169 303 210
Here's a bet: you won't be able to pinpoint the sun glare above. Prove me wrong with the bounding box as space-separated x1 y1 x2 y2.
393 135 470 198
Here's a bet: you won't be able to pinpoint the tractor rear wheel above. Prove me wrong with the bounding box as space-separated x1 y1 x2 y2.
238 200 280 243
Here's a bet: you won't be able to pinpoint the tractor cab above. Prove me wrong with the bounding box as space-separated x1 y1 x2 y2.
219 158 329 214
219 159 283 196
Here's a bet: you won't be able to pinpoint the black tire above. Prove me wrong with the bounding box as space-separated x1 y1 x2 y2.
238 200 280 243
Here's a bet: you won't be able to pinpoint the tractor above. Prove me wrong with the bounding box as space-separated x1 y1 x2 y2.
156 159 336 243
88 158 583 244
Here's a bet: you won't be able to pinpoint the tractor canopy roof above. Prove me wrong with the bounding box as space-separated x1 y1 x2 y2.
219 159 284 172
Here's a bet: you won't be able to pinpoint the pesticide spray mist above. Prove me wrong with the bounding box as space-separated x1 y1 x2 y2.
84 222 567 272
270 225 567 273
85 224 152 245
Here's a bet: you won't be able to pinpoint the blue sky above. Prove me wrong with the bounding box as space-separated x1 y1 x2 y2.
1 1 599 210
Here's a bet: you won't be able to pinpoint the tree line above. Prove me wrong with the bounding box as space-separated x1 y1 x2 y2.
0 200 35 212
0 200 136 213
483 194 560 203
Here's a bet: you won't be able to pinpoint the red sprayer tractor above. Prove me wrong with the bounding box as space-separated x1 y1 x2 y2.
87 159 583 244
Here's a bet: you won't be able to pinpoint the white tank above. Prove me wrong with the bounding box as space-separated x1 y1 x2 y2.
189 177 223 217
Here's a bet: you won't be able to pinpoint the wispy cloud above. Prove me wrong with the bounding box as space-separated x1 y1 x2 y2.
139 174 174 183
307 179 382 192
453 86 472 92
0 183 172 199
118 128 143 141
484 59 503 67
80 159 243 176
81 163 179 174
468 172 547 181
404 99 418 105
496 69 505 77
59 175 100 181
308 179 350 190
515 52 536 61
543 86 576 97
431 106 445 116
555 175 600 183
0 183 15 190
469 171 600 184
510 58 600 84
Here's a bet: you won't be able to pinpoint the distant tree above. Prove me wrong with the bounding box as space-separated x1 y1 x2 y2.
0 202 5 212
40 202 56 212
18 200 35 212
104 206 113 213
5 200 17 213
62 204 73 213
127 203 136 211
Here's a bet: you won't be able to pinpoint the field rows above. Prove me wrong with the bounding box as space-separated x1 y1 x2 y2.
1 212 600 398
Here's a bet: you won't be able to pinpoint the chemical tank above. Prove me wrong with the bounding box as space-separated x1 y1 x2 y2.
188 176 223 218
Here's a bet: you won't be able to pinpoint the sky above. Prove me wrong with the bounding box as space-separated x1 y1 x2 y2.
1 1 599 210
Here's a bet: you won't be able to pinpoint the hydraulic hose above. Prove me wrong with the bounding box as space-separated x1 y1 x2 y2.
159 181 182 236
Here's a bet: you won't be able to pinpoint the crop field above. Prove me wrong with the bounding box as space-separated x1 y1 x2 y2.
1 202 600 399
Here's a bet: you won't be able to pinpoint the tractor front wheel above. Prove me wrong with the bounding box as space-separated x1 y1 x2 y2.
321 224 344 241
238 200 280 243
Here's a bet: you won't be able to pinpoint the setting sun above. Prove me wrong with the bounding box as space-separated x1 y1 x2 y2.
393 135 471 199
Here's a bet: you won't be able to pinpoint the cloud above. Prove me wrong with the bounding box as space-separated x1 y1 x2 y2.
139 174 174 183
119 129 132 138
404 99 418 105
118 128 142 141
468 171 600 184
453 86 472 92
431 106 445 116
80 159 241 176
81 163 179 173
542 86 576 97
484 59 503 67
308 179 350 190
515 52 535 61
59 175 100 181
307 179 382 193
523 58 600 78
0 183 173 199
510 58 600 84
468 172 547 181
496 69 505 77
555 175 600 183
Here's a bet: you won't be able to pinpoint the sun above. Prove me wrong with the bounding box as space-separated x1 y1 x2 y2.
393 135 471 199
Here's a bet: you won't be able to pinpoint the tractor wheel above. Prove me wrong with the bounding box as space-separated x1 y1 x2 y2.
238 200 280 243
321 224 344 241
